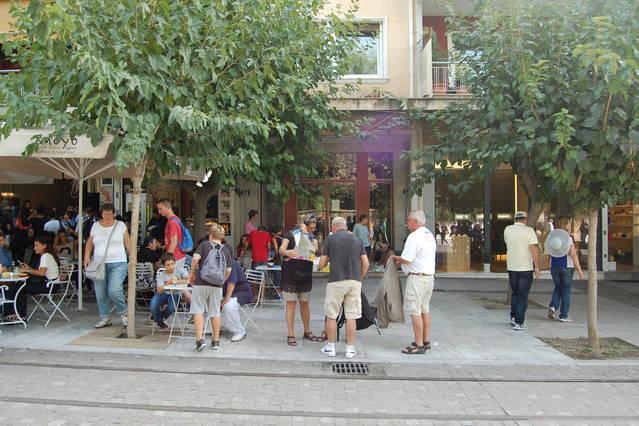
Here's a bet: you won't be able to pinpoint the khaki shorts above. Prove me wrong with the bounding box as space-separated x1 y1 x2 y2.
282 291 310 302
404 275 434 315
190 285 223 317
324 280 362 320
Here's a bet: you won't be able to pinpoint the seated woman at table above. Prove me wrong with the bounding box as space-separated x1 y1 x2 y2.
4 235 59 320
54 230 75 260
150 252 189 330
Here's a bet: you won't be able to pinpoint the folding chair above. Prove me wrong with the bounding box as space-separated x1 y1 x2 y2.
27 265 72 327
59 262 79 305
0 284 27 330
135 262 156 311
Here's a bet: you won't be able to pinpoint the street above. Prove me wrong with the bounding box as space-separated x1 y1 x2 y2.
1 348 639 425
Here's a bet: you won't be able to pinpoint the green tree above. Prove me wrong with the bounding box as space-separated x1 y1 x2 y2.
0 0 358 336
409 0 639 350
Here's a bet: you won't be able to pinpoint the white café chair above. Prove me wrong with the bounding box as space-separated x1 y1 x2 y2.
242 270 265 331
0 284 27 330
27 264 73 327
135 262 156 311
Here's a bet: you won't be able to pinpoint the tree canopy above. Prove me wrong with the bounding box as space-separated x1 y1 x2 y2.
0 0 359 195
409 0 639 216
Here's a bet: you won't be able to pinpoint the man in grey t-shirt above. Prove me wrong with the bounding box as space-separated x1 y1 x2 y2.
318 217 369 359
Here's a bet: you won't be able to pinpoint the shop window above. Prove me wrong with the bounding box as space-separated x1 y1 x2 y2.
329 183 356 228
320 153 358 180
368 152 393 179
370 182 392 249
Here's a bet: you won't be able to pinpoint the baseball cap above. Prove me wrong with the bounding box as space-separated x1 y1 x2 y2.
514 211 528 219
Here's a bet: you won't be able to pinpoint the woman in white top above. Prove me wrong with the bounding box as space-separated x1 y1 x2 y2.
4 234 60 320
84 203 131 329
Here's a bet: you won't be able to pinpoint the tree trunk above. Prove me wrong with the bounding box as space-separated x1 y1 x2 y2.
587 208 600 351
126 158 147 338
528 199 547 227
193 185 218 242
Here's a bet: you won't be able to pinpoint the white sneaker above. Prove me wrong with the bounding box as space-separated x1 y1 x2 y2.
121 314 128 327
321 344 336 357
509 316 516 326
559 317 572 322
231 332 246 342
345 346 356 359
94 318 112 329
547 307 556 321
513 323 528 331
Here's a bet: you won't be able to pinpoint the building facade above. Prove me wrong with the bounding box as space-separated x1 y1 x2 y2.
0 0 630 274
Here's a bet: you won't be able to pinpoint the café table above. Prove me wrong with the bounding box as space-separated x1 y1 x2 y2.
161 283 192 342
0 275 28 330
255 264 284 307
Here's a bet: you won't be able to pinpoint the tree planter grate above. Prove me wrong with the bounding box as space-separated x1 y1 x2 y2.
331 362 369 375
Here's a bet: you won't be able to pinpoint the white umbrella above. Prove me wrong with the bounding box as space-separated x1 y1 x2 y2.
0 128 120 310
0 128 200 311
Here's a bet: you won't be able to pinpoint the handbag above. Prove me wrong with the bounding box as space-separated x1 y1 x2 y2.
85 221 119 281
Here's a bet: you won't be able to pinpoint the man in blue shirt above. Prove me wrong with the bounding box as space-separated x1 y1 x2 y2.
0 232 13 269
221 258 253 342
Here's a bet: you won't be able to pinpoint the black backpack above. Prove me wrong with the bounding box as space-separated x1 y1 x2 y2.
336 290 381 341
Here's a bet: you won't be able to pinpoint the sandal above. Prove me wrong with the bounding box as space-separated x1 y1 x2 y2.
287 336 297 346
411 341 432 350
315 330 328 342
402 345 426 355
303 331 318 342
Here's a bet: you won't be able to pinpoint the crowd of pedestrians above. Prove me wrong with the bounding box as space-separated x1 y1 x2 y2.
0 193 578 358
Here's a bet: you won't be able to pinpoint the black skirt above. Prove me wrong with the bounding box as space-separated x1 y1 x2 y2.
281 258 313 294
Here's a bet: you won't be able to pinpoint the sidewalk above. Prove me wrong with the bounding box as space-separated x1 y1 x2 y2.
1 276 638 366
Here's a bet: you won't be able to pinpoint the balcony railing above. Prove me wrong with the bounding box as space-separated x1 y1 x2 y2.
432 62 470 95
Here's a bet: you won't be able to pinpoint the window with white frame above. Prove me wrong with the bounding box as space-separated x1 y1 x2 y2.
343 21 385 79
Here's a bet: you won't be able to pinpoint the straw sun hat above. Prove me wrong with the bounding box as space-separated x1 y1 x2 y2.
544 229 572 258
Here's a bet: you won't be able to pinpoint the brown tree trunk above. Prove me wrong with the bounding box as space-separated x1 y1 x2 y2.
126 158 147 338
587 208 600 351
193 185 218 241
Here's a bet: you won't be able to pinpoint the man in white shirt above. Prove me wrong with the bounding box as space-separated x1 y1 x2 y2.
393 210 436 355
504 211 540 331
43 213 61 234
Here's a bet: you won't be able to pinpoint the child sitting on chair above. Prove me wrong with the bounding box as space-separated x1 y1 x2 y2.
150 252 189 330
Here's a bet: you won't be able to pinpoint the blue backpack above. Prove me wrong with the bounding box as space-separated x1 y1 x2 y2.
169 216 194 252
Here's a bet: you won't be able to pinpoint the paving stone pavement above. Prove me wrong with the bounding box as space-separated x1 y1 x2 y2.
0 357 638 425
1 277 638 424
2 278 638 366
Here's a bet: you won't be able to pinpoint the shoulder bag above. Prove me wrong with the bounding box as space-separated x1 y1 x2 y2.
85 221 119 281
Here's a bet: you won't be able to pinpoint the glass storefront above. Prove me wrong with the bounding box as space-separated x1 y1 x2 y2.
293 152 393 253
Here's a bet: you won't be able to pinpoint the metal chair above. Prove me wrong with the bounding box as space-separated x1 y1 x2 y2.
243 270 266 330
0 284 27 330
135 262 156 311
27 265 73 327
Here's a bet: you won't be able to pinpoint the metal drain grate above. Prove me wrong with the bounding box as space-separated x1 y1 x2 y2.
332 362 369 375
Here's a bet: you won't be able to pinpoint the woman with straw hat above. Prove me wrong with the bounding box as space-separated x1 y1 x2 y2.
544 218 584 322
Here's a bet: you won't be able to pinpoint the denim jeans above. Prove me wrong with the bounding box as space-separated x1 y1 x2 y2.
550 268 574 319
508 270 533 325
150 292 181 323
93 262 128 319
